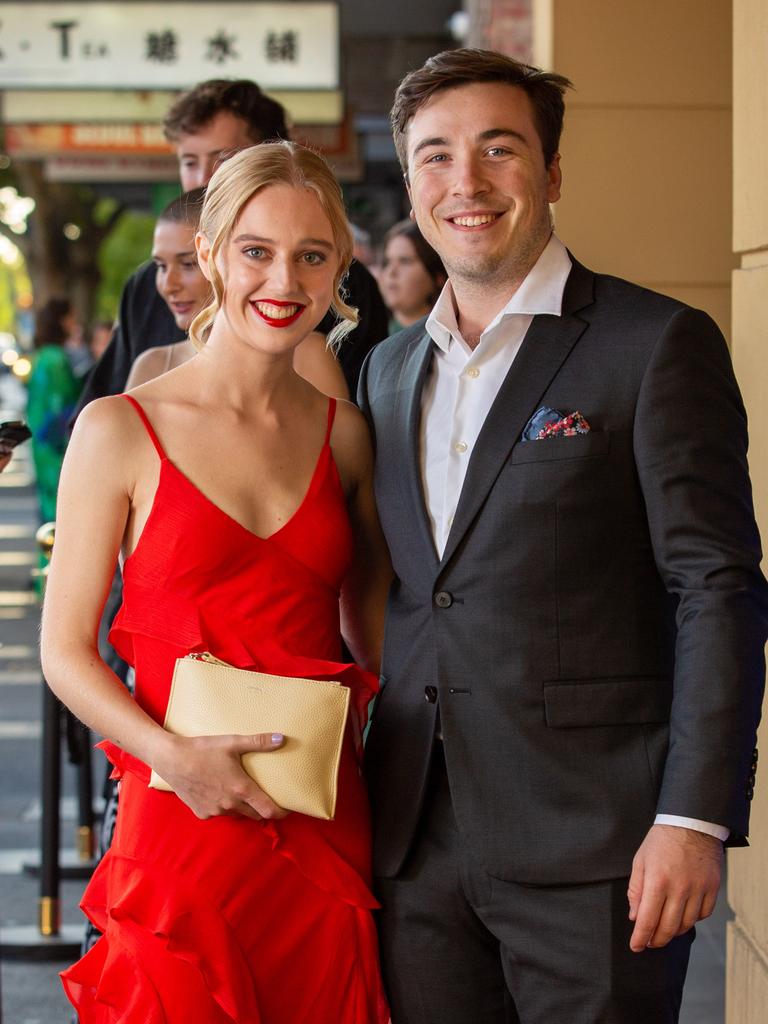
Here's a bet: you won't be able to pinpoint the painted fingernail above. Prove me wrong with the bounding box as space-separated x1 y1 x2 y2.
271 733 284 744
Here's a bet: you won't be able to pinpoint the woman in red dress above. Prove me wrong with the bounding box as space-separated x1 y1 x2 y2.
41 142 392 1023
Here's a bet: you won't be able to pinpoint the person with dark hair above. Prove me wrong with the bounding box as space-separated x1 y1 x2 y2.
162 79 289 186
359 47 767 1023
26 298 83 521
124 188 212 388
379 219 446 332
74 80 387 414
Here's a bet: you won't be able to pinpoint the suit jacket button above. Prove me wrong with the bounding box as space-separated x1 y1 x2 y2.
424 686 438 703
434 591 453 608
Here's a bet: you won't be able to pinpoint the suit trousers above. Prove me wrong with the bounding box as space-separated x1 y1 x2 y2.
375 743 693 1024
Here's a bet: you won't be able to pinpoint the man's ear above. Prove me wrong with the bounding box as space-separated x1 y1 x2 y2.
547 154 562 205
195 231 213 281
403 173 416 221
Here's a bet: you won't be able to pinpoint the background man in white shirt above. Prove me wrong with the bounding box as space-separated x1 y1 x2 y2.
358 48 767 1023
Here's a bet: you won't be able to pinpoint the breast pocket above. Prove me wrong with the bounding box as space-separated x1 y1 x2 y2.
510 431 610 464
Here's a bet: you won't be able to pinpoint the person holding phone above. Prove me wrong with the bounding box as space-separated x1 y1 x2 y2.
0 420 32 472
42 142 391 1023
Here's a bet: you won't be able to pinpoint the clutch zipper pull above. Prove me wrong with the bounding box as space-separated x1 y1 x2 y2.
185 651 231 667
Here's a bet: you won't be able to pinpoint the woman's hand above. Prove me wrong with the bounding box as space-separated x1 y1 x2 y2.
151 732 290 821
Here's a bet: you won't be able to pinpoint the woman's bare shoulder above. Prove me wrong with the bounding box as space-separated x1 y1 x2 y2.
71 394 138 441
65 396 149 493
127 341 197 394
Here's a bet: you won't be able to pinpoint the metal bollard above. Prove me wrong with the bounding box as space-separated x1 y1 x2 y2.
36 522 62 936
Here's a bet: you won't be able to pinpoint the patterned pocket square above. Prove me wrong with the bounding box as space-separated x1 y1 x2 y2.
522 406 591 441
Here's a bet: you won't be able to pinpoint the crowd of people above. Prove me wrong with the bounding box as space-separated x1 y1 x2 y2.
4 45 765 1024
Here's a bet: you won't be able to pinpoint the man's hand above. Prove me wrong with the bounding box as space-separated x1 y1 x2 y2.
627 824 723 952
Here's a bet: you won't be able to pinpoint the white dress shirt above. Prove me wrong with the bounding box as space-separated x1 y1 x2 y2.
419 233 728 843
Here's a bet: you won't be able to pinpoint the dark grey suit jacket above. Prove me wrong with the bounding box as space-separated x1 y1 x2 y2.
358 257 767 885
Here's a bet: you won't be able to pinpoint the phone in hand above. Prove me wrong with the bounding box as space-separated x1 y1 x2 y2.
0 420 32 449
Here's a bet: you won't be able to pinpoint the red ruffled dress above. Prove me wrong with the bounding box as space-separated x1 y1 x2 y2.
61 395 390 1024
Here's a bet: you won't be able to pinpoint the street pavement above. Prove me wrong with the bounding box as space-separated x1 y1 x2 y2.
0 382 729 1022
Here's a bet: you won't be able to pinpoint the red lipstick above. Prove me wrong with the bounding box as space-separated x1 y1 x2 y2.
251 298 306 329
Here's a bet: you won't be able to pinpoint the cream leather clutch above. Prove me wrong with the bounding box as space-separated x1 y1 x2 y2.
148 652 350 820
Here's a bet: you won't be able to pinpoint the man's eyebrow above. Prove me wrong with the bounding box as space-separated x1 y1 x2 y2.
411 127 530 160
231 234 334 250
478 128 530 147
411 136 448 160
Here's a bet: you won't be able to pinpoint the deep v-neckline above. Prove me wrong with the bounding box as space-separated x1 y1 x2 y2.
162 443 330 544
121 393 337 559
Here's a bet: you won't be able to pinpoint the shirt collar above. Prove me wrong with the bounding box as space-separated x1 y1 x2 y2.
425 234 573 354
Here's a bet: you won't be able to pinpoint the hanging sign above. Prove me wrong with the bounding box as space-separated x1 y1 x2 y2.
0 3 339 89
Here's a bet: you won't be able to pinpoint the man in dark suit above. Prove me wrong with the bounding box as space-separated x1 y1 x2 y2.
358 48 767 1023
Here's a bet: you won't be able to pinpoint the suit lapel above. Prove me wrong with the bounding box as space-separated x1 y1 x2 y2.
439 259 595 569
393 329 441 570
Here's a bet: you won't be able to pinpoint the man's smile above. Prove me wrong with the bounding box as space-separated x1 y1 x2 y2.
447 212 504 229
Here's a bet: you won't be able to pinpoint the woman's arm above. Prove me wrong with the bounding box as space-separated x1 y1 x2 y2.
41 398 286 820
333 403 393 673
293 331 349 401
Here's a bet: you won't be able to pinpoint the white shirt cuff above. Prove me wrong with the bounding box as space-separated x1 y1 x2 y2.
654 814 729 842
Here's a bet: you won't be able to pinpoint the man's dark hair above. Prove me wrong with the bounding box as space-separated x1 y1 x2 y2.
157 187 207 229
391 48 572 172
163 79 289 144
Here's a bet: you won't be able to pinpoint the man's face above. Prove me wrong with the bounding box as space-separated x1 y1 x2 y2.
405 82 562 290
176 110 257 190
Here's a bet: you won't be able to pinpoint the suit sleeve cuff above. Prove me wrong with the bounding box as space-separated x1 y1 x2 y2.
654 814 730 842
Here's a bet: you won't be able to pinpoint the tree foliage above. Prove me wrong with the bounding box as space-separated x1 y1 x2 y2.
0 155 126 328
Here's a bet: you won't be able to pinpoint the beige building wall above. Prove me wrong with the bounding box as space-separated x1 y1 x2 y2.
541 0 733 338
726 0 768 1019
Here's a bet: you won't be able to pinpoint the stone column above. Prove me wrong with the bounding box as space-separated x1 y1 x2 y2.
726 1 768 1018
547 0 733 338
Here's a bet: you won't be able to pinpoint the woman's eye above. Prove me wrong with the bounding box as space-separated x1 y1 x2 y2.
302 251 326 265
244 247 266 259
181 260 198 270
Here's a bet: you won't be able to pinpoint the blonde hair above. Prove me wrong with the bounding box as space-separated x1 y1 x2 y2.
189 141 357 352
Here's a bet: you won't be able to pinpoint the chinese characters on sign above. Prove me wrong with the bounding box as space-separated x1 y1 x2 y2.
266 31 298 63
0 3 338 88
145 31 178 65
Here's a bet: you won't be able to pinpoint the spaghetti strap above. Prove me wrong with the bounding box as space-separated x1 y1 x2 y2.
121 394 167 460
324 398 337 446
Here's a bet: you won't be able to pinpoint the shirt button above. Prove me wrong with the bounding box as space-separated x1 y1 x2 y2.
434 591 453 608
454 441 468 453
424 686 438 704
466 367 480 379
